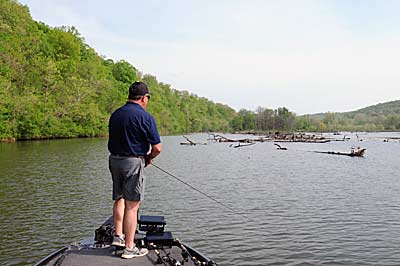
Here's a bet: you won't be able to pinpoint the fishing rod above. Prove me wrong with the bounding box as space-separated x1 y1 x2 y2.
152 164 239 216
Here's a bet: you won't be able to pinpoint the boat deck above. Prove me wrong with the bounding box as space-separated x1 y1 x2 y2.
43 244 200 266
36 215 216 266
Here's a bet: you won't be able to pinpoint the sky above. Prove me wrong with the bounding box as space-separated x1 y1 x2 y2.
19 0 400 115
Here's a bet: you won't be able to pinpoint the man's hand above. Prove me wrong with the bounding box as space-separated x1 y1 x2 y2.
145 156 153 167
145 143 162 167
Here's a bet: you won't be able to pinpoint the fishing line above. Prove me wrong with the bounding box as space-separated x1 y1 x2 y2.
152 164 240 216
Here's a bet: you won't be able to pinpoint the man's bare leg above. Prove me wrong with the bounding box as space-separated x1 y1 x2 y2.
123 200 140 249
113 198 125 236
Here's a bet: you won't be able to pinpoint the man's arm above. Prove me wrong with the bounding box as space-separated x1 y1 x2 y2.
145 143 162 166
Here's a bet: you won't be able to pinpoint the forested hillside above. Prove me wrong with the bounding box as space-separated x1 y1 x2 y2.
339 100 400 131
348 100 400 116
300 100 400 132
0 0 236 141
1 0 399 142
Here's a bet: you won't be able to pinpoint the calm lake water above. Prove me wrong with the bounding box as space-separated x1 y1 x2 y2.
1 132 400 266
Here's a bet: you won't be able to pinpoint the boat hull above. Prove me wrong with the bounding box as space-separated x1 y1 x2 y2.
34 216 217 266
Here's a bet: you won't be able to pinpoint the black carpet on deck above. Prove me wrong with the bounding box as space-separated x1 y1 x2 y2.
43 245 196 266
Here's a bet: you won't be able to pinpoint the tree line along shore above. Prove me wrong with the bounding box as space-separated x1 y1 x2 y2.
1 0 399 142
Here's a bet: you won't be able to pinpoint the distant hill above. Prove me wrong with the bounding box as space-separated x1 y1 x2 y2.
346 100 400 116
303 99 400 131
307 100 400 118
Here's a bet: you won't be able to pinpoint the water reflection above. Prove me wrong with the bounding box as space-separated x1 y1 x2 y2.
0 133 400 266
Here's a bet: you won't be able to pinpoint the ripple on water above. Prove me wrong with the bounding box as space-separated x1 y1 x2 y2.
1 135 400 266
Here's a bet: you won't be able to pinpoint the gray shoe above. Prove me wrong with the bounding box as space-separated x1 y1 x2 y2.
111 235 125 247
121 246 149 259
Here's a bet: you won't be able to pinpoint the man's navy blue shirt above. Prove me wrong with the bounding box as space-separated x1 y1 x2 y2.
108 102 161 156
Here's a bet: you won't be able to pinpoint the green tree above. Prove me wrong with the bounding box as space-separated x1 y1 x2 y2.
112 60 137 84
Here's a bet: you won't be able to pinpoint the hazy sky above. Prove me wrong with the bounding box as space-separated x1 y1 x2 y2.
20 0 400 114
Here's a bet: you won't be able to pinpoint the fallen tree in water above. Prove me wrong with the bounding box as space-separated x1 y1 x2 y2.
274 143 287 150
211 132 331 143
209 134 254 143
229 142 256 148
313 147 366 157
180 135 207 146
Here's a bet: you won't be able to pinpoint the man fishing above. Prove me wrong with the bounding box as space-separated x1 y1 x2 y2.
108 81 162 259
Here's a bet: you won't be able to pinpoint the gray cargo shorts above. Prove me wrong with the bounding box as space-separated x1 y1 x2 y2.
109 155 145 201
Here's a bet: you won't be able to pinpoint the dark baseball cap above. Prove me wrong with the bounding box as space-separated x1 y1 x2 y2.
128 82 151 99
